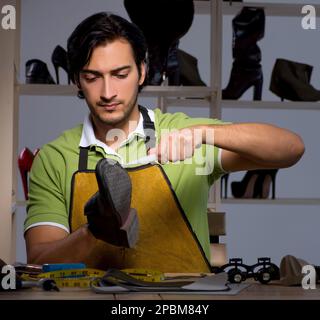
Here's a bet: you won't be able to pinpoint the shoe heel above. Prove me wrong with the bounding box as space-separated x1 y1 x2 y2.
53 64 60 85
253 77 263 100
220 173 229 198
120 208 139 248
270 169 278 199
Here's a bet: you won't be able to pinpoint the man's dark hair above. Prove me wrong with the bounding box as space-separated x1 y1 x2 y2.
67 12 148 98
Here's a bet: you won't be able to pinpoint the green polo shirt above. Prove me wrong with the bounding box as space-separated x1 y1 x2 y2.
25 108 228 260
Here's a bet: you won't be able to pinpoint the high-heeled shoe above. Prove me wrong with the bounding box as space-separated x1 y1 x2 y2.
269 58 320 101
253 169 278 199
231 170 260 198
222 60 263 100
223 7 265 100
220 173 230 199
25 59 55 84
51 45 70 84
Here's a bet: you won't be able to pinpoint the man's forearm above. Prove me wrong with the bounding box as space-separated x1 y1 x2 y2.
27 225 98 265
200 123 305 168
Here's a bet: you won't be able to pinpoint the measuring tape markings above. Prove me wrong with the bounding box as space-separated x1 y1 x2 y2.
20 268 164 288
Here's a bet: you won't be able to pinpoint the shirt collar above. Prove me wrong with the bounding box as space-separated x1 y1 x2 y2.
79 108 154 155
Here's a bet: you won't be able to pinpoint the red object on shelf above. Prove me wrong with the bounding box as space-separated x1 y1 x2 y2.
18 147 39 200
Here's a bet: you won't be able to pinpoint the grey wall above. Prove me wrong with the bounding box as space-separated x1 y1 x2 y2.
17 0 320 266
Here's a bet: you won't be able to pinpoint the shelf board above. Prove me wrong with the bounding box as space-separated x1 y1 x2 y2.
16 200 26 207
194 0 211 14
141 86 212 98
167 99 320 110
17 85 320 110
222 2 320 17
194 1 320 17
18 84 77 96
166 98 211 107
221 100 320 110
18 84 213 99
220 198 320 205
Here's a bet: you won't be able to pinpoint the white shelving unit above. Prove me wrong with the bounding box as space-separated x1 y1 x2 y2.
1 0 319 262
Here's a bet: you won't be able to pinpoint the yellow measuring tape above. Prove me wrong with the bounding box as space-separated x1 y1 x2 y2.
20 268 164 288
121 268 164 282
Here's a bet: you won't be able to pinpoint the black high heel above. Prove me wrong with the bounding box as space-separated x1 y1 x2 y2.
231 170 260 198
51 45 70 84
253 169 279 199
222 61 263 100
25 59 55 84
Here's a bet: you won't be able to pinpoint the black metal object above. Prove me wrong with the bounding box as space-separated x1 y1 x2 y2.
212 257 280 285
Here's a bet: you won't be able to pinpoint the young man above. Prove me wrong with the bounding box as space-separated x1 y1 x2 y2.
24 13 304 271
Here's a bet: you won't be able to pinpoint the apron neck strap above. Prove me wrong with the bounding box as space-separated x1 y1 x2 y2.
78 106 156 170
78 147 89 171
138 105 156 151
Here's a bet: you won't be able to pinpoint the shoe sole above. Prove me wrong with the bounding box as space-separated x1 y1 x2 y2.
95 158 139 247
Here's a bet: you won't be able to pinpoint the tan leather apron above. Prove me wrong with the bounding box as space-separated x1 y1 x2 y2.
69 106 211 273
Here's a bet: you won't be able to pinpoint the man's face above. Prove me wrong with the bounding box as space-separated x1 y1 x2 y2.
79 38 145 128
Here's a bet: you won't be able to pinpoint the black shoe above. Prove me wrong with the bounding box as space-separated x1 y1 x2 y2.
85 159 139 248
270 58 320 101
51 45 70 84
231 169 278 199
124 0 194 85
25 59 55 84
232 7 265 53
222 63 263 100
176 48 206 86
231 170 260 198
253 169 278 199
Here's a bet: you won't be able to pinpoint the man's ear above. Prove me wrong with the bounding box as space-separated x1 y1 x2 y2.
139 62 147 85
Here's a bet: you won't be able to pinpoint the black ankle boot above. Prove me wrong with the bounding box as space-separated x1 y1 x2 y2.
176 48 206 86
270 58 320 101
51 45 70 85
25 59 55 84
223 7 265 100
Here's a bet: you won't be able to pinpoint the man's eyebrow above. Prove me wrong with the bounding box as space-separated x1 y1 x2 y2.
110 65 131 73
80 65 132 76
